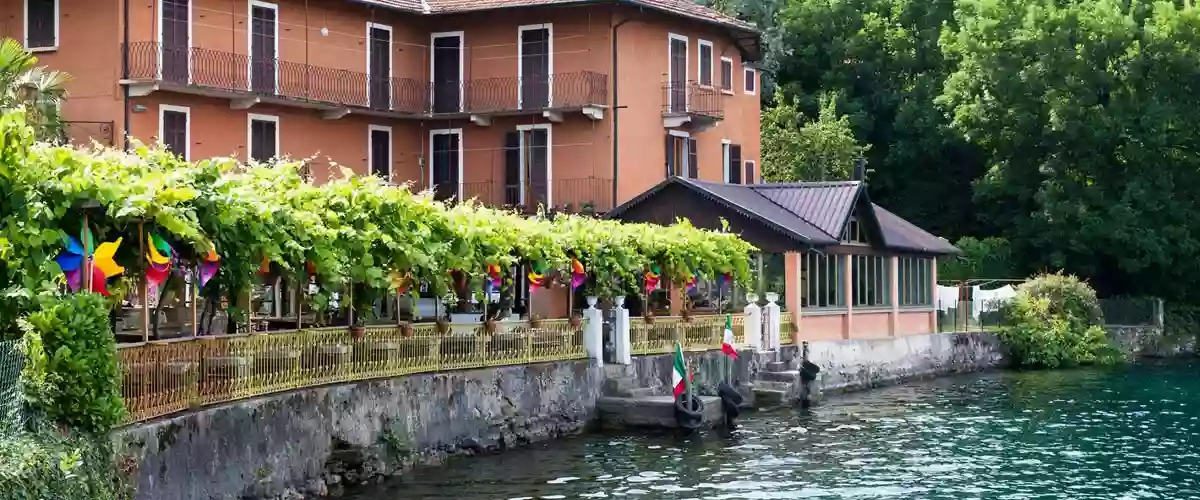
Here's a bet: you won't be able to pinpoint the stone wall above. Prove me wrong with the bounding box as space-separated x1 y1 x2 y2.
112 332 1005 499
1106 324 1194 357
114 361 605 500
805 332 1007 394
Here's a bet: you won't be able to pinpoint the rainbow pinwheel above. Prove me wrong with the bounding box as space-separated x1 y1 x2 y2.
528 261 547 293
644 265 662 295
717 271 732 288
199 246 220 289
484 264 503 295
570 258 587 290
685 270 699 292
145 233 175 288
57 226 124 295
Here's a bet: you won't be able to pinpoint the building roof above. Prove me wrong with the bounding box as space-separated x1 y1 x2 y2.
355 0 760 58
608 177 960 255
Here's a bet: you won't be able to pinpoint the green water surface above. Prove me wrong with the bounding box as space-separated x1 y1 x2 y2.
350 360 1200 499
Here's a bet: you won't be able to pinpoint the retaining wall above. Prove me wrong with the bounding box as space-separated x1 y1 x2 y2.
113 331 1006 499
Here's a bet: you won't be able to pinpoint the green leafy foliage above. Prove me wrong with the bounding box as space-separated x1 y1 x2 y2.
0 38 70 142
1000 274 1123 368
20 294 124 434
761 91 869 182
0 108 758 333
0 431 125 500
938 236 1014 282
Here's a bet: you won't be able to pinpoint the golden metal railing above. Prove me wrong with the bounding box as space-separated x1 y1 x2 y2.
118 320 586 424
780 311 798 345
629 314 728 355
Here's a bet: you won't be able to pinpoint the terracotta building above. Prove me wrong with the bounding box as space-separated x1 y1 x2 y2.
0 0 762 213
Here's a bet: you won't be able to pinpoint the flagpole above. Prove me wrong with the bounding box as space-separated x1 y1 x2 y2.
682 341 693 408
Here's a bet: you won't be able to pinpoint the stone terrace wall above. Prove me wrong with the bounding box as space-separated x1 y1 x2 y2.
112 331 1006 499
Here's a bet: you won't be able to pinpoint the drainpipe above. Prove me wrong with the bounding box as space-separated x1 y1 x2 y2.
610 11 631 210
122 0 131 150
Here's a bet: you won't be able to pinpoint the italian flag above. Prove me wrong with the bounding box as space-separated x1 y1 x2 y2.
672 343 690 397
721 314 739 359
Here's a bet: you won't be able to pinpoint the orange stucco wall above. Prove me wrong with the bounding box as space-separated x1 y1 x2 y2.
612 6 761 203
897 310 936 336
800 313 846 341
0 0 124 137
849 310 891 339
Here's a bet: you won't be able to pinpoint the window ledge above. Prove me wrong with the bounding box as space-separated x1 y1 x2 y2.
27 46 58 53
853 306 892 313
721 89 734 95
698 84 715 90
800 308 847 316
899 306 936 312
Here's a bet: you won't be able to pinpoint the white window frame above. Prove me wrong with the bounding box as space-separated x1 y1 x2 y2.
721 139 732 183
247 113 281 163
744 66 757 95
428 128 464 200
668 129 690 177
156 0 194 82
158 104 191 161
667 33 688 110
720 56 734 94
430 31 466 113
368 124 393 181
247 0 280 94
697 39 714 88
517 24 554 109
365 22 394 110
23 0 59 52
745 159 757 183
515 123 553 206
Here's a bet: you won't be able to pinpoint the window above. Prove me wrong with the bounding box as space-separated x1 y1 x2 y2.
852 255 889 308
160 0 190 83
159 105 190 160
720 56 733 92
24 0 58 50
248 1 279 94
667 34 687 113
366 22 393 110
368 125 392 180
841 216 868 244
723 142 742 184
248 114 279 163
431 32 464 113
665 132 696 178
744 67 757 95
429 129 463 201
518 24 553 109
698 39 713 87
898 257 933 307
504 124 552 208
801 253 844 309
744 160 756 184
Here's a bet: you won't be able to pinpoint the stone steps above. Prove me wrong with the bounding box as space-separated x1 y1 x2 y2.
759 370 801 383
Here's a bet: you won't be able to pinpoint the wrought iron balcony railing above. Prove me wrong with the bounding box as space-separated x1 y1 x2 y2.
60 121 115 146
425 178 614 214
124 42 607 117
661 81 724 119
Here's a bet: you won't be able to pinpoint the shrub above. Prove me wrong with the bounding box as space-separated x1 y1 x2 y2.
20 294 124 434
0 431 125 499
999 273 1122 368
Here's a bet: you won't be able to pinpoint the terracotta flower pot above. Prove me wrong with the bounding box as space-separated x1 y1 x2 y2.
399 322 414 337
349 325 366 340
569 315 583 328
435 321 450 335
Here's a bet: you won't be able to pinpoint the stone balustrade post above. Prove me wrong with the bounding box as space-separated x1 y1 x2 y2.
614 296 632 365
584 296 604 366
745 292 762 351
764 292 781 350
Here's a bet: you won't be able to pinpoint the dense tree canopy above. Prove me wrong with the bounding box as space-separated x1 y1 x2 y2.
710 0 1200 300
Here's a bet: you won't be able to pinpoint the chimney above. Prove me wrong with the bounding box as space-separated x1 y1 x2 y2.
852 157 867 181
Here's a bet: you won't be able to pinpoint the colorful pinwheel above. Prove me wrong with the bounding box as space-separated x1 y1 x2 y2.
570 259 587 290
528 261 547 293
145 233 175 288
484 264 503 295
199 246 220 289
57 226 124 295
644 265 661 295
685 270 699 292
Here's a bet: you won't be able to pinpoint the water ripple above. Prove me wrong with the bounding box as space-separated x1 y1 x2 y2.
348 360 1200 499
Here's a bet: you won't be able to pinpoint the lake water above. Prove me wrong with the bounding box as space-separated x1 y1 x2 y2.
348 360 1200 499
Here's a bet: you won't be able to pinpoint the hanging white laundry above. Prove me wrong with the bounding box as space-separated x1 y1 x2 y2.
936 285 960 311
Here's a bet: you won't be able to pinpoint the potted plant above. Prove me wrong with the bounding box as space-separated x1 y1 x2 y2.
529 313 544 329
569 313 583 328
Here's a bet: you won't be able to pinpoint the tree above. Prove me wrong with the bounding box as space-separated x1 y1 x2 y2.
762 91 868 182
772 0 985 238
0 39 70 141
939 0 1200 300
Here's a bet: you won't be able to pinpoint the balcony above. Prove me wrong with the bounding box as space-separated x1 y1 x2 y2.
661 81 724 132
427 178 614 215
121 42 608 123
60 121 115 147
